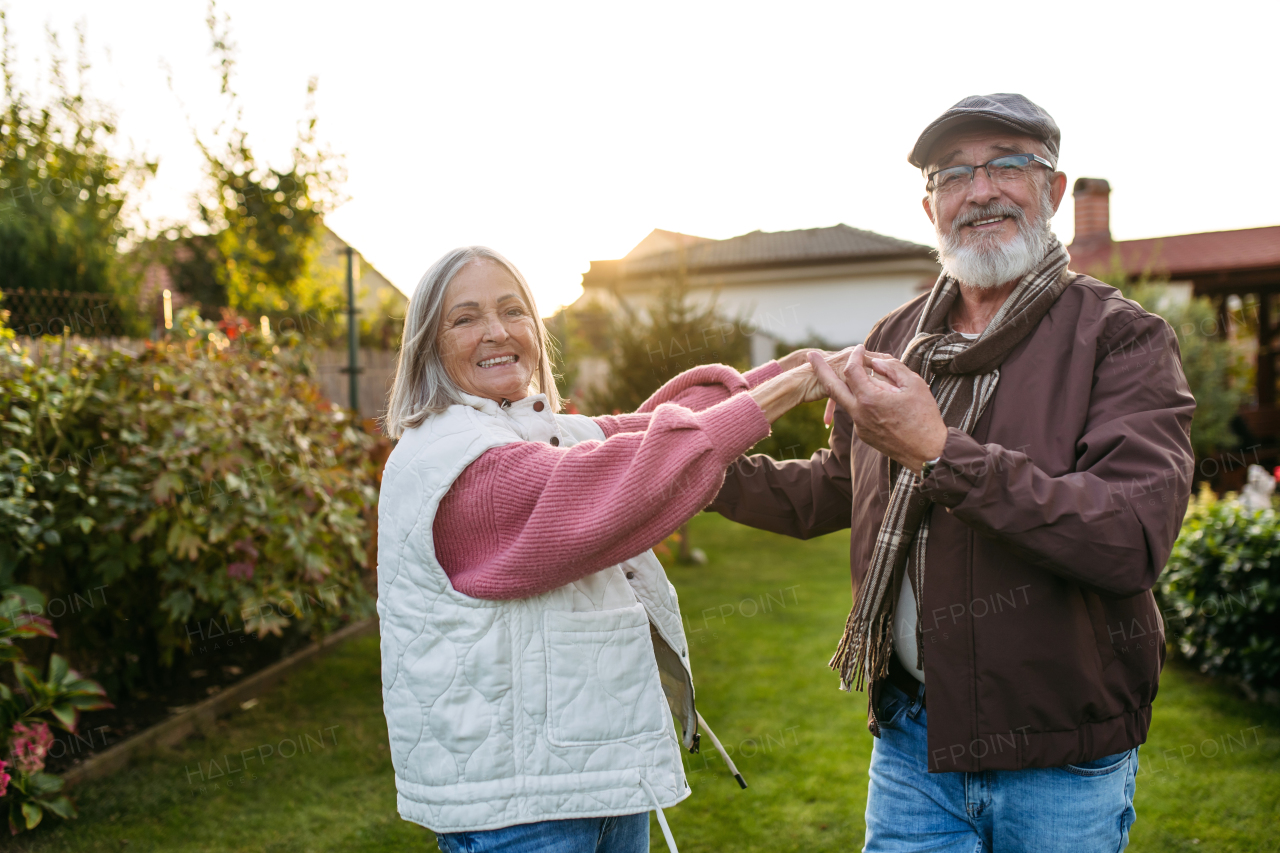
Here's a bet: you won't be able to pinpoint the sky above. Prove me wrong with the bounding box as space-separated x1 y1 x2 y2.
8 1 1278 313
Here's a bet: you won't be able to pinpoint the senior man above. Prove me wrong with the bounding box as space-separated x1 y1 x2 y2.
711 94 1195 851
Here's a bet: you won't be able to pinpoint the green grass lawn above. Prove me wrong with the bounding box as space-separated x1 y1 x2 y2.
14 513 1279 852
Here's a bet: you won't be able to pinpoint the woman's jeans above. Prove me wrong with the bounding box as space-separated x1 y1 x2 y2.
435 812 648 853
864 680 1139 852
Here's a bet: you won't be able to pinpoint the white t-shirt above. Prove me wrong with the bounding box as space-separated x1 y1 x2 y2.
894 566 925 682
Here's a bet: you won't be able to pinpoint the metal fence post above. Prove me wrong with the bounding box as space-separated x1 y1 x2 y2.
344 247 361 415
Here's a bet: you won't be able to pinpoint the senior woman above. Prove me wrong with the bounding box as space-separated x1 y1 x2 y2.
377 246 832 853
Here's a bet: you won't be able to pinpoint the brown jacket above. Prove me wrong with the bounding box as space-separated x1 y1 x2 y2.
710 273 1196 772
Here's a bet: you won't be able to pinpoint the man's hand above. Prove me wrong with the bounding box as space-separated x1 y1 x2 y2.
819 347 896 426
808 346 948 474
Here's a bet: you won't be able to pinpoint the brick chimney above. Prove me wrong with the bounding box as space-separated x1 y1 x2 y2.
1072 178 1111 246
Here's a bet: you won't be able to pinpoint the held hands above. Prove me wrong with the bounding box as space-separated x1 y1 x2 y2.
748 347 858 423
807 345 948 474
791 347 860 404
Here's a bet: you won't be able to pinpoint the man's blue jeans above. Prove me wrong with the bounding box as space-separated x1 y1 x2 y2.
435 812 648 853
864 680 1139 852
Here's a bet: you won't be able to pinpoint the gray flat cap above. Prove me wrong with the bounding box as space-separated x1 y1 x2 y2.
909 93 1060 170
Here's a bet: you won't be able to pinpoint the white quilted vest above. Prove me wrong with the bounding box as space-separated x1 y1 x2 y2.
377 390 698 834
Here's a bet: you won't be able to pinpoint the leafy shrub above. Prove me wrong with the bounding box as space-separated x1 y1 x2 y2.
1160 486 1280 693
0 309 377 697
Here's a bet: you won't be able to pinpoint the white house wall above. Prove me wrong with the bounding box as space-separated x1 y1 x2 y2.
710 273 927 348
581 258 939 362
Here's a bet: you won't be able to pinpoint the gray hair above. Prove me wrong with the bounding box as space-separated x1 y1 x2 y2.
381 246 560 439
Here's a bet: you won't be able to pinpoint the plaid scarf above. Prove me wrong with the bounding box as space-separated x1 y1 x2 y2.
829 237 1072 692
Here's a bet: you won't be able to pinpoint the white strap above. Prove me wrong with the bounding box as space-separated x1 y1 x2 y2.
695 711 747 789
640 777 679 853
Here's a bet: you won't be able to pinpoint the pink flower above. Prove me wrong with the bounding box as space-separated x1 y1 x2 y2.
0 758 10 797
10 721 54 775
227 561 255 580
232 538 260 560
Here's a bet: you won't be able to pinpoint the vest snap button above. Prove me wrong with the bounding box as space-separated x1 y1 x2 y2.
625 571 635 580
533 401 545 412
550 436 560 446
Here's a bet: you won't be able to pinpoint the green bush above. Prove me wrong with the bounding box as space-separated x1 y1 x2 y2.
1160 486 1280 694
0 309 376 698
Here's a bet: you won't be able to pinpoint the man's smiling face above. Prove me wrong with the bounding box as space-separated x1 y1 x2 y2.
921 127 1068 288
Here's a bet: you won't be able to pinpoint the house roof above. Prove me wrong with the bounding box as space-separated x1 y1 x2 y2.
1069 225 1280 280
592 224 934 282
624 229 711 260
322 225 406 300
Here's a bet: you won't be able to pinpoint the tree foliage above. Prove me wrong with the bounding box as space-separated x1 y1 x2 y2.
1099 270 1248 458
162 2 347 327
0 15 155 305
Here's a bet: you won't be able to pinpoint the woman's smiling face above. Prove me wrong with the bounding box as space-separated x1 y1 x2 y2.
437 260 539 403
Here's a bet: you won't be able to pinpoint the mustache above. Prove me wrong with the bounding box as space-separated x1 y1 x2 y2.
950 202 1029 234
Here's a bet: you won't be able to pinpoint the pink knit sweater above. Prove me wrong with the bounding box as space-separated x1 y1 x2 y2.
433 361 783 599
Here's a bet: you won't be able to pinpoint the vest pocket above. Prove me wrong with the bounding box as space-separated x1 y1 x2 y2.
543 603 669 747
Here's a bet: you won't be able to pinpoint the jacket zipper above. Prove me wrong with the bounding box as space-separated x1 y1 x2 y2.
869 679 883 738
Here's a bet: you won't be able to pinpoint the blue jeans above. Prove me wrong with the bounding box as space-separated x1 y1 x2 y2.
864 680 1138 852
435 813 648 853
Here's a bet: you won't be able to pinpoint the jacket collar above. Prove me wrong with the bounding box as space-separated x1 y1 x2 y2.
458 391 552 420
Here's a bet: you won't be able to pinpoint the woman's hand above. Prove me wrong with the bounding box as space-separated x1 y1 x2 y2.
776 346 861 374
775 347 820 372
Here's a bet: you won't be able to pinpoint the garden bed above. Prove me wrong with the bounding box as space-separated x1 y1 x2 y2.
45 619 363 779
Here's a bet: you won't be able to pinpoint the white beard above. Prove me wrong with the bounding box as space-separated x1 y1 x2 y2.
936 193 1056 289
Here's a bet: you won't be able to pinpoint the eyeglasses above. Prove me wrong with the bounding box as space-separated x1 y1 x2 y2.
927 153 1054 194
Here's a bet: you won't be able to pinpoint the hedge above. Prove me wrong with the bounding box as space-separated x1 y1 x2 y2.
1160 485 1280 695
0 309 377 700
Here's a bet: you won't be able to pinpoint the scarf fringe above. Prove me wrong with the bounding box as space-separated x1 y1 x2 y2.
829 608 894 692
